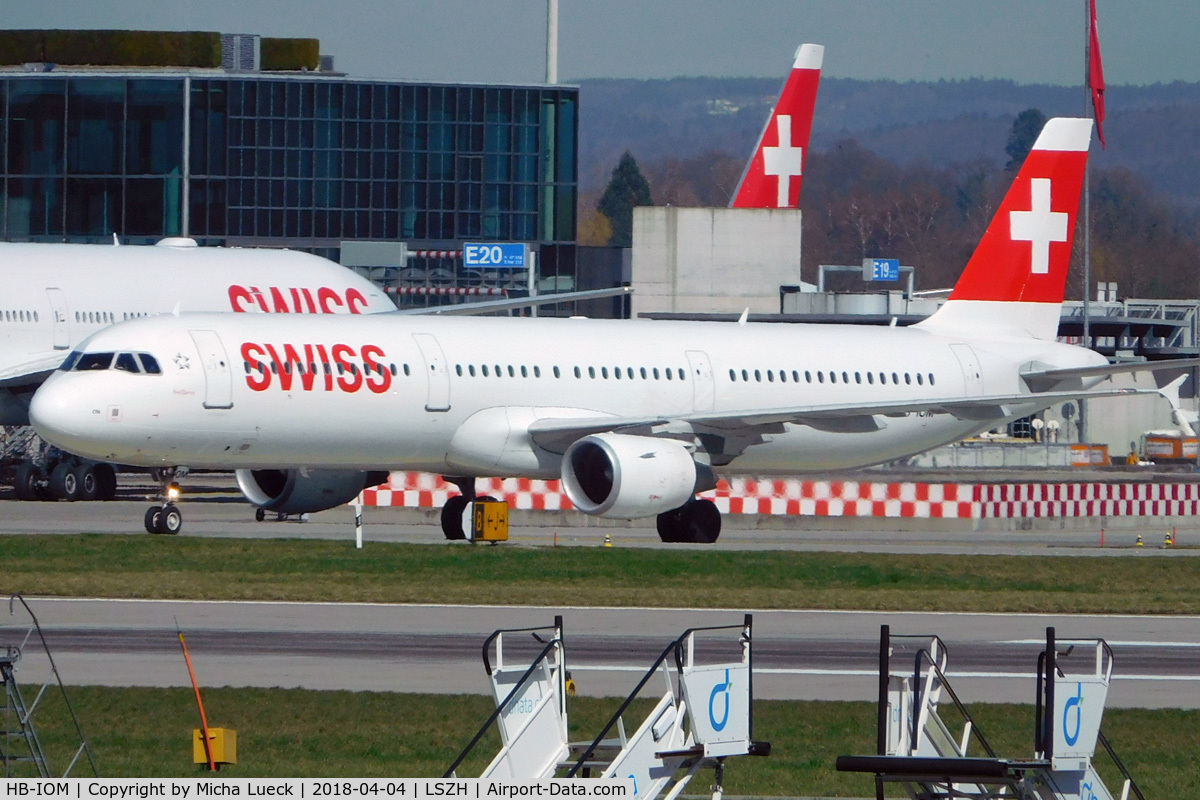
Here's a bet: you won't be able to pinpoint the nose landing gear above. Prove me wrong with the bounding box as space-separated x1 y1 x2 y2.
144 468 183 534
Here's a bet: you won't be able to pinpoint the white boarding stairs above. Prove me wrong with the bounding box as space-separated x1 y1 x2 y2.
444 617 570 780
837 626 1145 800
565 615 769 800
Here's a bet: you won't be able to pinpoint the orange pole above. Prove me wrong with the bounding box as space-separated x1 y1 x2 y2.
177 626 216 771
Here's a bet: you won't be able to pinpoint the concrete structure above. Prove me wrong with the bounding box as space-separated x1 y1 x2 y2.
630 207 802 317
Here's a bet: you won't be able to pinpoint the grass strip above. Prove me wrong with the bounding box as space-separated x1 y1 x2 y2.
15 686 1199 798
3 534 1200 613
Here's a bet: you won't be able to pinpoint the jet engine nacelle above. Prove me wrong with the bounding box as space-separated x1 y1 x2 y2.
561 433 700 519
235 468 390 514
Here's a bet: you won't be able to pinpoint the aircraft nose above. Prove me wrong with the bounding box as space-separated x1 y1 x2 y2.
29 376 103 455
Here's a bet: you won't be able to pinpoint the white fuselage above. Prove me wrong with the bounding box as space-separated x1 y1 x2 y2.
0 241 393 423
30 311 1107 477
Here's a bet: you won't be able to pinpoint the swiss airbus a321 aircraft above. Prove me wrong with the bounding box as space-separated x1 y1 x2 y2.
31 118 1143 541
729 43 822 208
2 239 394 502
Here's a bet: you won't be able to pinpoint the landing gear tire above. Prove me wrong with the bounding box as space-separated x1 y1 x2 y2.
49 462 79 501
144 506 162 534
13 462 43 501
680 498 721 543
74 464 99 501
94 463 118 501
255 508 267 522
656 499 721 544
158 505 182 535
656 508 685 543
441 495 470 540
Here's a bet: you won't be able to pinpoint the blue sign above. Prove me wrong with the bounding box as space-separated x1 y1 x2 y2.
463 242 527 268
869 258 900 281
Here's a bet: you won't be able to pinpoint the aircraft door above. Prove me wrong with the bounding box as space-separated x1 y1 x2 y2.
45 288 70 349
189 329 234 409
686 350 715 412
413 333 451 412
950 343 984 396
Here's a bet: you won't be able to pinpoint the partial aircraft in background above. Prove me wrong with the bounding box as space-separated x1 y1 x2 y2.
1 238 394 502
729 43 823 208
32 118 1170 541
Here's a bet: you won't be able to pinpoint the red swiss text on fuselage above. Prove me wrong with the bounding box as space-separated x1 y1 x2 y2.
240 342 391 394
228 285 369 314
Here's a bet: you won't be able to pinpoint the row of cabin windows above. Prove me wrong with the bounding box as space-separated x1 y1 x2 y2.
75 311 115 325
3 310 39 322
244 360 407 377
729 368 936 387
454 363 688 381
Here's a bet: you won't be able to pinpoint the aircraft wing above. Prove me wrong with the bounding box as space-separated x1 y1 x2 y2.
395 286 632 316
0 352 69 388
1021 358 1200 391
528 387 1151 454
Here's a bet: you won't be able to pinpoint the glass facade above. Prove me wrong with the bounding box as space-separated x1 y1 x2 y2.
1 72 578 289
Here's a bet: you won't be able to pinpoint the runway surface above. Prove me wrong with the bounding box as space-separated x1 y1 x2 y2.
3 599 1197 709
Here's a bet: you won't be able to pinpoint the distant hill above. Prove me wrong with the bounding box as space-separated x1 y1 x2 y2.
577 77 1200 210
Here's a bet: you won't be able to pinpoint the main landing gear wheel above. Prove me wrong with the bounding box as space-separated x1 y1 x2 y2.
49 462 80 501
441 495 470 540
74 464 99 502
13 462 43 501
656 498 721 544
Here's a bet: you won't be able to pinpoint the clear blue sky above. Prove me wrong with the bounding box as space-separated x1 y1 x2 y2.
5 0 1198 86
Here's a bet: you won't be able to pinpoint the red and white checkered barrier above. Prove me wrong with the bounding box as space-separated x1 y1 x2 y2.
358 473 1200 519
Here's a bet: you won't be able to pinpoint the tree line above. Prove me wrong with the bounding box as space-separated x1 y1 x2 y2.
582 112 1200 301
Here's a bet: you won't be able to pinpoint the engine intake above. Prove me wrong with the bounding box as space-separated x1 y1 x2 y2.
561 433 700 519
236 468 389 514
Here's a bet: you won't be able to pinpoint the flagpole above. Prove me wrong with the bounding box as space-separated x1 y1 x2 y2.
1080 0 1092 446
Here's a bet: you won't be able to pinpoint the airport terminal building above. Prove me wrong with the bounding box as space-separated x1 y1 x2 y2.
0 31 579 292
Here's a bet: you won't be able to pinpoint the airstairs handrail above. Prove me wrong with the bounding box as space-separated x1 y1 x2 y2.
1096 730 1146 800
879 627 996 760
443 618 564 779
565 617 752 778
8 595 98 778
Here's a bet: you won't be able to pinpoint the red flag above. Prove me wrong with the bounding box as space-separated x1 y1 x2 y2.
1089 0 1106 147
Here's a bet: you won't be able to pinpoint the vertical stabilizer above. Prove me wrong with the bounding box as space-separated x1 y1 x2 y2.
917 117 1092 340
730 43 823 209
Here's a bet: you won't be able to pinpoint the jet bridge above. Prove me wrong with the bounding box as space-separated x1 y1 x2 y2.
836 625 1145 800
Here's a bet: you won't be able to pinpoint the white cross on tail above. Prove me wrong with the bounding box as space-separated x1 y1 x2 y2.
762 115 804 207
1009 178 1068 274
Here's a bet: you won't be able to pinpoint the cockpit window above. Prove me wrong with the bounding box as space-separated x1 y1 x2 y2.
138 353 161 374
59 351 83 371
75 352 114 371
114 353 141 373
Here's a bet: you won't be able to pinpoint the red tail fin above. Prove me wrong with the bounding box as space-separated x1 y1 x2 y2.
730 43 823 209
919 117 1092 340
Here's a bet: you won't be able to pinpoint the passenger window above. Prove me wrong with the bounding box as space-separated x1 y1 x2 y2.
138 354 161 374
533 366 540 378
855 372 862 384
468 365 476 377
892 372 899 384
905 373 911 384
830 372 837 384
842 371 849 383
613 368 621 380
804 371 811 383
588 367 596 378
602 367 609 379
508 365 515 377
917 373 924 385
112 352 138 374
521 366 528 377
767 370 774 382
76 352 114 371
819 371 826 383
495 364 502 377
741 369 749 381
665 368 672 381
653 368 660 379
482 365 490 377
573 366 581 378
404 364 411 376
626 367 634 379
640 367 647 379
779 370 787 383
455 365 463 376
867 372 874 384
929 373 936 386
729 369 736 381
